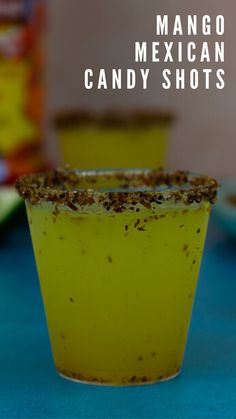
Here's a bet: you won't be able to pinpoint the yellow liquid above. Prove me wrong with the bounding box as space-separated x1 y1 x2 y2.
57 127 168 169
27 201 210 385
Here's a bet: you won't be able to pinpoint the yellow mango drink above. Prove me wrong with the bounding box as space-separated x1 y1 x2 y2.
54 111 174 169
16 169 218 386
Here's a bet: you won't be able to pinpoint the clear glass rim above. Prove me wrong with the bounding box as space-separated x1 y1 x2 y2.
16 168 218 211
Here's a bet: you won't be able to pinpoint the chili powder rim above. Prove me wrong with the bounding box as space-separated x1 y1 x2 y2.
53 109 175 129
16 169 219 211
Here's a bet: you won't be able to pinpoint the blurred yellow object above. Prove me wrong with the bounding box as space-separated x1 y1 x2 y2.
0 61 37 154
0 1 46 183
54 111 174 169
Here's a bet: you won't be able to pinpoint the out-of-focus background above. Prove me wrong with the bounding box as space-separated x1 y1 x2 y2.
1 0 235 184
47 0 235 177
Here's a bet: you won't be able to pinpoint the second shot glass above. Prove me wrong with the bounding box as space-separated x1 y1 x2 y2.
53 110 174 169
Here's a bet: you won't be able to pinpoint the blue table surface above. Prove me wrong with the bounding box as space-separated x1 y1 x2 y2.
0 215 236 419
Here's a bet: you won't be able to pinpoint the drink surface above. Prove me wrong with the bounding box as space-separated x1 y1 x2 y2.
27 200 210 385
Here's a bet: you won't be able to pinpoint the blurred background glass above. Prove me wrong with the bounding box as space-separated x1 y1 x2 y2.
54 110 174 169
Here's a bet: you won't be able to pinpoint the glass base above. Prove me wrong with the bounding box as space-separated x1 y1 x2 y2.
57 369 181 387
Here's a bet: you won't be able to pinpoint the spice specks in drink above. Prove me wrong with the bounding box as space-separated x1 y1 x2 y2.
108 256 113 263
138 226 145 231
69 297 74 303
183 244 189 252
138 356 143 361
134 219 140 228
197 228 201 234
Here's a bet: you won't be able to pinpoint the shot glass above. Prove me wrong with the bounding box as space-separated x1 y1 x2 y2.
16 169 218 386
53 110 174 169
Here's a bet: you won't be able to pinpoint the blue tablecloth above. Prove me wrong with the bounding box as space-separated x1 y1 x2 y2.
0 216 236 419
